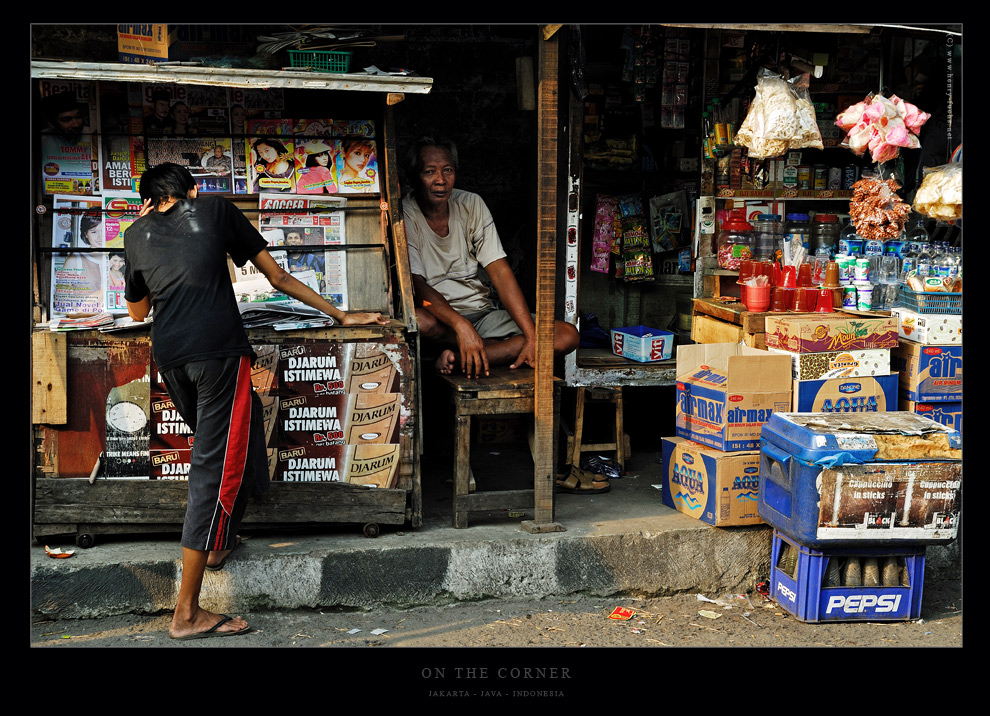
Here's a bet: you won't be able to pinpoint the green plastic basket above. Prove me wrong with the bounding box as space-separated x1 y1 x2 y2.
288 49 352 73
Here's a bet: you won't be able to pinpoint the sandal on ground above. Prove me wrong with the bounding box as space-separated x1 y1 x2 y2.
170 614 251 641
555 466 610 495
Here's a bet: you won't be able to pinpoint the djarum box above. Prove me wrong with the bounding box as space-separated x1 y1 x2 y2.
675 342 792 451
274 444 401 487
660 437 763 526
276 342 400 396
276 392 403 448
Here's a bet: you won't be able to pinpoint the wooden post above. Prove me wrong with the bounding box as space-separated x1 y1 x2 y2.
522 25 565 534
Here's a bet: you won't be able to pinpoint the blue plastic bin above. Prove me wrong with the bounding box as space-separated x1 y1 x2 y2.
758 412 961 548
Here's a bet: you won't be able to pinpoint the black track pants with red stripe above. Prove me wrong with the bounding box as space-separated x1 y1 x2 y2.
161 355 264 552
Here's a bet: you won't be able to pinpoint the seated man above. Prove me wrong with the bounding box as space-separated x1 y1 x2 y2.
403 136 579 378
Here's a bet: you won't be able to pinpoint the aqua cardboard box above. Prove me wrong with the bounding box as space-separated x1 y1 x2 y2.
892 339 962 402
117 24 177 64
900 399 962 433
611 325 674 362
660 437 763 526
890 306 962 346
791 374 898 413
764 313 898 354
675 342 792 451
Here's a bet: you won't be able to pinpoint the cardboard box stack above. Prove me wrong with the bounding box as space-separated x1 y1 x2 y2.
660 343 792 526
764 313 900 413
891 306 962 433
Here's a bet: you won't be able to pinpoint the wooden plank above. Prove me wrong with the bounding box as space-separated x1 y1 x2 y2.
691 313 744 345
530 27 563 532
32 332 67 424
32 479 408 529
383 104 418 332
30 60 435 95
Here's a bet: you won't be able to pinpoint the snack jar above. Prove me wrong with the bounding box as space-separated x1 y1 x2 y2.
717 208 753 270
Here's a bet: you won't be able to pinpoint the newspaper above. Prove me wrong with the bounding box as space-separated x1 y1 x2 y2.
255 193 349 309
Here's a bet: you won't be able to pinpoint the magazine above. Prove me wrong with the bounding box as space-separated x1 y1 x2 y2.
230 87 286 194
140 83 229 136
39 80 100 195
246 119 296 194
336 136 380 194
50 195 105 316
98 82 144 193
256 194 349 309
145 136 235 194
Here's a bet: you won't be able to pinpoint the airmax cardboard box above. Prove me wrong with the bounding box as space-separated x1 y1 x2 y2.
675 342 792 451
660 437 763 526
900 399 962 433
892 339 962 402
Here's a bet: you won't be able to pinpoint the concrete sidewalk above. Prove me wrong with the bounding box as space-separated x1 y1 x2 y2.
30 447 962 620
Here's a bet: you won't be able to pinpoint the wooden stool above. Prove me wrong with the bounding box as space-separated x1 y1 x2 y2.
569 386 625 472
441 366 561 529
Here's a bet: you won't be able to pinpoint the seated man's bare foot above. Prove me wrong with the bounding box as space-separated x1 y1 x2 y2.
435 349 457 375
170 606 249 640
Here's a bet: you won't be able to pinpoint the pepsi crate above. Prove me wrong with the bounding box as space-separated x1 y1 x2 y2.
770 530 925 623
287 49 352 73
759 412 961 549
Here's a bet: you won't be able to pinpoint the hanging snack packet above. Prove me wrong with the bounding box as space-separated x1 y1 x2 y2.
734 70 823 158
913 163 962 221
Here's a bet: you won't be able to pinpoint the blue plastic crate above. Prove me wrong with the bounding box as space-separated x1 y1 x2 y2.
770 531 925 623
758 412 961 548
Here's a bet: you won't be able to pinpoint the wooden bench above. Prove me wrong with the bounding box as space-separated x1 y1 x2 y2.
441 366 561 529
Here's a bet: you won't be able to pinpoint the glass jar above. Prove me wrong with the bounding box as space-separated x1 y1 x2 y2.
810 213 840 254
751 213 781 261
784 212 811 252
717 209 753 269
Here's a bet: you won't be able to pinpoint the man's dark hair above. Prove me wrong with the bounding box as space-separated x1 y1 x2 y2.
139 163 197 206
403 135 459 182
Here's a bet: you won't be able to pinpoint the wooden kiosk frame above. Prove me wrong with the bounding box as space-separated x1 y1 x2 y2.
30 59 433 545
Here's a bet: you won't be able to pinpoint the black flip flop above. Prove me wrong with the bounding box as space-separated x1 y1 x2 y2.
171 614 251 641
205 535 242 572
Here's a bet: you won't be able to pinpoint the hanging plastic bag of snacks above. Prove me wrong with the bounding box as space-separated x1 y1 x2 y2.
913 163 962 221
835 93 930 163
849 170 912 241
734 70 823 159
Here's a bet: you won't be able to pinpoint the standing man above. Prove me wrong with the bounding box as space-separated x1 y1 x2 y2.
403 136 578 379
125 163 387 640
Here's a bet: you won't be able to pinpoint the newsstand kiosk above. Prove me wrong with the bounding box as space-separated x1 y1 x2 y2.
31 59 433 546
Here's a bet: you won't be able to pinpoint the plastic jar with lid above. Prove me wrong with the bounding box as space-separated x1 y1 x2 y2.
717 208 753 269
810 213 840 254
751 214 781 261
784 213 811 253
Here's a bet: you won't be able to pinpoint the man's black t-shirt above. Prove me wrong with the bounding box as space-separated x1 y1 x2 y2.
124 195 267 372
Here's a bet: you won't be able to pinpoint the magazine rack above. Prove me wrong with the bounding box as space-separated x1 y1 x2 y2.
30 60 432 546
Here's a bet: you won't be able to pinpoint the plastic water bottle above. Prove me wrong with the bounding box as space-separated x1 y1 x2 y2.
916 239 934 278
899 230 918 279
837 218 858 255
906 219 931 253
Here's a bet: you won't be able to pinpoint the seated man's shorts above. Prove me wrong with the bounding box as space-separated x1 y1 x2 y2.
462 309 532 340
